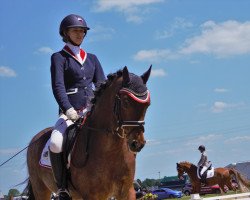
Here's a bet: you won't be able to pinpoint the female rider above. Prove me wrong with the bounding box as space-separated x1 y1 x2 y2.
197 145 210 185
49 14 106 200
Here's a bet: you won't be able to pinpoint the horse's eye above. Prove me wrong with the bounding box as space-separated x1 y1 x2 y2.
122 96 130 108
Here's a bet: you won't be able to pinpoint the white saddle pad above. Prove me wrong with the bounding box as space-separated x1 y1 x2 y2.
39 138 72 169
197 167 215 179
39 108 89 168
39 139 52 168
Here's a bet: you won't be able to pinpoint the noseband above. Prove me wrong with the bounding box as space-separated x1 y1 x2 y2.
114 88 150 137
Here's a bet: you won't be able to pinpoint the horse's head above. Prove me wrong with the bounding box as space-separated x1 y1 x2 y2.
114 66 151 153
176 161 195 180
176 162 186 180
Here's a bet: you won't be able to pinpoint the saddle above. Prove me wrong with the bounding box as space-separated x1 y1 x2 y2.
197 161 214 180
62 123 79 168
39 117 89 169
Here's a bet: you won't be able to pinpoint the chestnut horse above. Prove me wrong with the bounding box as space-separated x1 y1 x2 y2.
26 66 152 200
176 161 250 194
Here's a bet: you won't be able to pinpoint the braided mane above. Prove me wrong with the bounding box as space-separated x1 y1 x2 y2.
179 161 195 168
89 69 123 115
179 161 191 165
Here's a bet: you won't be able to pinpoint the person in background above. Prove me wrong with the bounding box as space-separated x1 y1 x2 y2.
197 145 210 185
49 14 106 200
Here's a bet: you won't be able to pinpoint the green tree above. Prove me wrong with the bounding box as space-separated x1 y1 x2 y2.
7 188 20 200
141 178 161 188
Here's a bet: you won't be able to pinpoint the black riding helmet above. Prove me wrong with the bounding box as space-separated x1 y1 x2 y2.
198 145 205 151
59 14 90 43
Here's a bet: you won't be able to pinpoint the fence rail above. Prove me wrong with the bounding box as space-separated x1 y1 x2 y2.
190 192 250 200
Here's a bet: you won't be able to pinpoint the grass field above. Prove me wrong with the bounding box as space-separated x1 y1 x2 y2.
164 191 239 200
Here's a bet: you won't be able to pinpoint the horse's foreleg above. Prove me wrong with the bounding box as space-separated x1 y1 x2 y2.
128 187 136 200
192 184 201 194
227 179 237 192
114 186 136 200
219 183 226 194
224 179 236 193
226 183 235 192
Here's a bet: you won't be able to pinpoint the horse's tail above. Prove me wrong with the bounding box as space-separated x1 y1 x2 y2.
229 168 250 192
23 179 35 200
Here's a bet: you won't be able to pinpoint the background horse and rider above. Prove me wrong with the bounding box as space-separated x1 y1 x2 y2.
25 66 151 200
177 161 250 194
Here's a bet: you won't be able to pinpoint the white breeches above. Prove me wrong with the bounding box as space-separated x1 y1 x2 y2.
49 108 89 153
200 166 208 175
49 114 73 153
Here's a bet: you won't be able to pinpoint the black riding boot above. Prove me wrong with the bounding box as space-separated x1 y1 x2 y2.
49 149 71 200
201 173 207 186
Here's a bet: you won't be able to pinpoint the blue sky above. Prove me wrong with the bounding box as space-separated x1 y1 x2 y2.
1 0 250 195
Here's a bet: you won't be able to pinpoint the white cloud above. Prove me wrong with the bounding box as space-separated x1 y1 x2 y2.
95 0 164 11
0 66 17 77
151 68 167 77
211 101 228 113
133 49 178 62
146 139 163 146
94 0 164 23
155 17 193 39
211 101 244 113
143 149 181 157
179 20 250 57
134 20 250 62
91 25 116 34
36 47 53 54
185 134 222 147
225 135 250 144
88 25 115 42
214 88 229 93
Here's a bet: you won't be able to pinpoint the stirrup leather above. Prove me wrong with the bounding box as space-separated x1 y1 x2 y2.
56 188 72 200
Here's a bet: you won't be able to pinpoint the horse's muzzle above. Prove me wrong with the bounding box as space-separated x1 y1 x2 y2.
130 139 146 152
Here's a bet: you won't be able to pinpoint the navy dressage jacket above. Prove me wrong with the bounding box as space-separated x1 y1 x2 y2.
51 46 106 113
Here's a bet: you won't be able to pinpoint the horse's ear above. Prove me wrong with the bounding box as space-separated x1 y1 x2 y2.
141 65 152 84
122 66 130 85
176 163 180 168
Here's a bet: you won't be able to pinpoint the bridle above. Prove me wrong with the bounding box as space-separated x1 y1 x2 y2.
79 87 150 139
114 88 150 138
177 165 184 179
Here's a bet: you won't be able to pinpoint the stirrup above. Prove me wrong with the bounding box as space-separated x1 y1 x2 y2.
55 189 72 200
200 179 206 186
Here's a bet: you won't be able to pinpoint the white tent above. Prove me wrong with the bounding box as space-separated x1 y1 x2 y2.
0 191 5 200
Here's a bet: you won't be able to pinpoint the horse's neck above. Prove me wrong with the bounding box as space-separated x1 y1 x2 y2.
183 163 197 179
90 77 122 129
73 77 131 164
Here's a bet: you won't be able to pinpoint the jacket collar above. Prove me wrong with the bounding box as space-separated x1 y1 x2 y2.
62 44 87 65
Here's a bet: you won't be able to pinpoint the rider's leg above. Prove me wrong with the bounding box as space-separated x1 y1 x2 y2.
200 166 208 184
49 114 73 200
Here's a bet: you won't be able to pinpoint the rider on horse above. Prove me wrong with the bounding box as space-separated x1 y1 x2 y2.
49 14 105 200
197 145 210 185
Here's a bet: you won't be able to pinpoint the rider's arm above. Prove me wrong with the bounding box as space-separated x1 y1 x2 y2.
91 54 106 88
198 154 206 166
50 52 72 112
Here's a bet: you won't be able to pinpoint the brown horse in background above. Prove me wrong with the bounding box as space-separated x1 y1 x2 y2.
176 161 250 194
26 66 152 200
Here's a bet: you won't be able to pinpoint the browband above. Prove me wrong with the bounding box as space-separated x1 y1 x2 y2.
119 88 150 103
